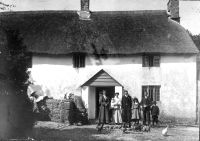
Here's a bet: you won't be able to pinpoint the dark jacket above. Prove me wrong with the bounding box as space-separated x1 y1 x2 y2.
98 95 110 123
121 95 132 122
151 105 159 116
140 96 151 110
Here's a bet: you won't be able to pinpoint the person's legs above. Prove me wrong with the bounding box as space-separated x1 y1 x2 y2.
146 110 150 125
112 109 115 124
122 109 127 127
152 116 155 126
105 110 109 124
128 110 131 128
143 109 146 125
155 115 158 125
100 123 104 130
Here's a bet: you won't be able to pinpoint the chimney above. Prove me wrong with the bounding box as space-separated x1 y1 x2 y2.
77 0 91 20
167 0 180 23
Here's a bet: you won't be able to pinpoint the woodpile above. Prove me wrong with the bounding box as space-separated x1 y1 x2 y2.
45 97 88 125
46 99 62 122
60 99 76 125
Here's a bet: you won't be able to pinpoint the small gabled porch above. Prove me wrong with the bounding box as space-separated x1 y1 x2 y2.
81 69 123 119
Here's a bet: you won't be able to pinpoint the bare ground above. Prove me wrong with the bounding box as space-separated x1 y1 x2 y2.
29 121 199 141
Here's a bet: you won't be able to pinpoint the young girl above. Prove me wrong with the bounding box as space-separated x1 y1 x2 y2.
131 97 141 125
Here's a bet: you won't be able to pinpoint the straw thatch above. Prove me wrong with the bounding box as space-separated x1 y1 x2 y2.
0 10 198 55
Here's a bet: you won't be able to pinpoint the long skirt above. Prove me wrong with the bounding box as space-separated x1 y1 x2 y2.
131 108 140 120
113 108 122 124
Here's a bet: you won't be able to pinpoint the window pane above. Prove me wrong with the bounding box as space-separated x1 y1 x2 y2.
153 55 160 67
152 87 156 101
142 54 160 67
142 86 148 99
155 86 160 101
142 85 160 102
73 53 85 68
143 55 149 67
149 56 154 67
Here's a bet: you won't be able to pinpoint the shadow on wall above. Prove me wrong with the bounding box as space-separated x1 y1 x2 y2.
33 54 142 66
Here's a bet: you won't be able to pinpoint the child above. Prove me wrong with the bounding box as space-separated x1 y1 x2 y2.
151 101 159 126
131 97 141 125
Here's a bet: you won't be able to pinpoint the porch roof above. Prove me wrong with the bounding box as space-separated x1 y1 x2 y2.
81 69 122 87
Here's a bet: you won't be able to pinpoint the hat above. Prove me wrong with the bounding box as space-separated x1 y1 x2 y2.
133 97 139 102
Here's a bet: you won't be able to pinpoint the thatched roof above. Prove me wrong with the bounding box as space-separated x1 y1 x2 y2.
0 10 198 54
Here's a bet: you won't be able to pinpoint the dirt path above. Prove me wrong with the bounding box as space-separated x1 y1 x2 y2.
30 121 199 141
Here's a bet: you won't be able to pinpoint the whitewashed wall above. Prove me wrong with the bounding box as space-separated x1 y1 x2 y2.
31 54 197 121
160 55 197 121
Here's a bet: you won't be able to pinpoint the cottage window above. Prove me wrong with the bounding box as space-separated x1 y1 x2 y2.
142 54 160 67
142 85 160 102
73 53 85 68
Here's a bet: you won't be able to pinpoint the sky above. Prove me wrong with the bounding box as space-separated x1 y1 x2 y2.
3 0 168 11
180 1 200 35
1 0 200 35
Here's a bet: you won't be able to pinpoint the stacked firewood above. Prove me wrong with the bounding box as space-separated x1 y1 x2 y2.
46 99 61 122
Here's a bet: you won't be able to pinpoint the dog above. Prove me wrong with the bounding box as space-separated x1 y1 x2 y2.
96 124 103 132
142 125 151 132
133 123 143 132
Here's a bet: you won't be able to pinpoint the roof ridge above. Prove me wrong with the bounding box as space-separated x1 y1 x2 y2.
0 10 167 15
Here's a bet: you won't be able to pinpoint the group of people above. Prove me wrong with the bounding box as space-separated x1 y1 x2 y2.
97 90 160 131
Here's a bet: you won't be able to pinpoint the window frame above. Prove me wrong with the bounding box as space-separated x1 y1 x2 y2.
142 54 160 67
73 53 86 68
142 85 161 102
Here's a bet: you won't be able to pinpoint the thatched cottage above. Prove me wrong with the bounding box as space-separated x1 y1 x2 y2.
0 0 198 123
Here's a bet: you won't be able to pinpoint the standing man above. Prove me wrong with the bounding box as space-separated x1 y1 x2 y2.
97 90 110 132
121 90 132 129
140 91 151 125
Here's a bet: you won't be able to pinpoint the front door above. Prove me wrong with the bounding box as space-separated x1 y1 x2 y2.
95 87 115 119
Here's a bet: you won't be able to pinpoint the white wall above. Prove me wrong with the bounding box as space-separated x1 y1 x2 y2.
31 54 197 121
81 86 89 109
88 86 96 119
160 55 197 120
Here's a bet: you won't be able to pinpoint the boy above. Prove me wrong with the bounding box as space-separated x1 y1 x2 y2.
151 101 159 126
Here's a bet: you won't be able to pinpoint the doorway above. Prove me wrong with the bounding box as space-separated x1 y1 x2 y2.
95 86 115 119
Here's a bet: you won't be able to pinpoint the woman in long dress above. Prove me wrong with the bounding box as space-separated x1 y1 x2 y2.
97 90 109 132
112 93 122 124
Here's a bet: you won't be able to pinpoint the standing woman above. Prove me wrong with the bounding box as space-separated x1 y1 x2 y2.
97 90 110 132
113 93 122 124
131 97 141 125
